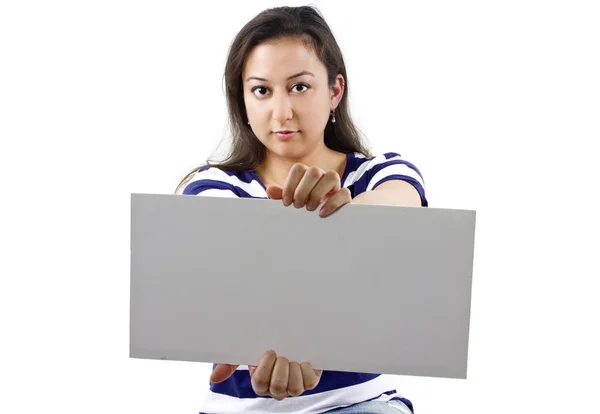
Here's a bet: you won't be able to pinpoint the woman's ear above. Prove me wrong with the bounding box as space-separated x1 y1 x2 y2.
330 74 345 110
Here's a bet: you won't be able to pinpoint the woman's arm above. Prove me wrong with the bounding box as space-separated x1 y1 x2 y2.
351 180 422 207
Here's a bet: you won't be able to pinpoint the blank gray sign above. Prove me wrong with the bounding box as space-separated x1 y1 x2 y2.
130 193 476 379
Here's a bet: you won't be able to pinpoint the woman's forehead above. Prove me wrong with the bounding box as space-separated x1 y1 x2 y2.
243 38 325 81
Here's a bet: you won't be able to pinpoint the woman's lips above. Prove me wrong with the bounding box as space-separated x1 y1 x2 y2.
274 131 298 140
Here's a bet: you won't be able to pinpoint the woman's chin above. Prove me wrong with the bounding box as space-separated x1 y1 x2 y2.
266 145 306 160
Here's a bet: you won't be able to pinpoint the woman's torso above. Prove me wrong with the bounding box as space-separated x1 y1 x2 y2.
182 151 426 413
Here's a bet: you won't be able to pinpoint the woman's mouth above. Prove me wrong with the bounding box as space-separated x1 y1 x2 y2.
274 131 298 141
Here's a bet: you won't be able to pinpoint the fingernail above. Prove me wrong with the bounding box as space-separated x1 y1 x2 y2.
283 196 291 206
307 201 314 210
320 207 328 217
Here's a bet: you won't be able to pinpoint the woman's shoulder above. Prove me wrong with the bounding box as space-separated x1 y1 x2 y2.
344 151 422 181
179 165 266 198
349 150 403 162
344 151 427 205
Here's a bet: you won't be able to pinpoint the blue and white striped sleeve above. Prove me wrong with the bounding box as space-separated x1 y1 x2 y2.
365 152 428 207
178 166 240 198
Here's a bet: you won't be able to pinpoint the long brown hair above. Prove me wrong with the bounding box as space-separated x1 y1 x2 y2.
176 5 372 194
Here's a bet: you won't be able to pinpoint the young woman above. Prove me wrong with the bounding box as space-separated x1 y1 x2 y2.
177 5 427 414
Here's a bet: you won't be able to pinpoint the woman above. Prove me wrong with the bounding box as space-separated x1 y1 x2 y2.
177 5 427 414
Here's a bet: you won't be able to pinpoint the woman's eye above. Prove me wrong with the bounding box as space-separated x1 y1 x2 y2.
252 87 269 97
293 84 309 93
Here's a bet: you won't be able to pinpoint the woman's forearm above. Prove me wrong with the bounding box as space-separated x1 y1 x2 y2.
351 181 422 207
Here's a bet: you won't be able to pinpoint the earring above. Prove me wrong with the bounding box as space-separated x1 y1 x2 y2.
247 120 250 125
330 110 336 123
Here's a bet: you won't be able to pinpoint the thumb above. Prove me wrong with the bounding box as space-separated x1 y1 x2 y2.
266 185 283 200
210 364 239 383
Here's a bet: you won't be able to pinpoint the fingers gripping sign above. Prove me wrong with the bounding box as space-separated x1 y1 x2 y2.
251 350 322 400
265 163 352 217
212 350 322 400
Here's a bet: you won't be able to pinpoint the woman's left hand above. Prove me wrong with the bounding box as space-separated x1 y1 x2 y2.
265 163 352 217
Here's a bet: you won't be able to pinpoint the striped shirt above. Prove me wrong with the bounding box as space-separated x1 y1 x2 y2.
180 152 427 414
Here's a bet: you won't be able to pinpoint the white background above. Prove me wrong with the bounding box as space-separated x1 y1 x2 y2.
1 0 599 413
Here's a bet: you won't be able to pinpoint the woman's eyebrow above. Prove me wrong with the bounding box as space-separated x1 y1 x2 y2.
287 70 315 80
245 70 315 82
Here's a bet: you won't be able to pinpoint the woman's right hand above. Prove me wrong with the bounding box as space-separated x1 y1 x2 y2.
210 350 322 400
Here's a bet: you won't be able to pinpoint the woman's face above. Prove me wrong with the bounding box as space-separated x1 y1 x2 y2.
242 37 344 160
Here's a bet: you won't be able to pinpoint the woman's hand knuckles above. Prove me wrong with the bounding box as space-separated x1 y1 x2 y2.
323 169 340 182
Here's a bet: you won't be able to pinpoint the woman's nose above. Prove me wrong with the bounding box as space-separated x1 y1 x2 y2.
271 93 293 123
